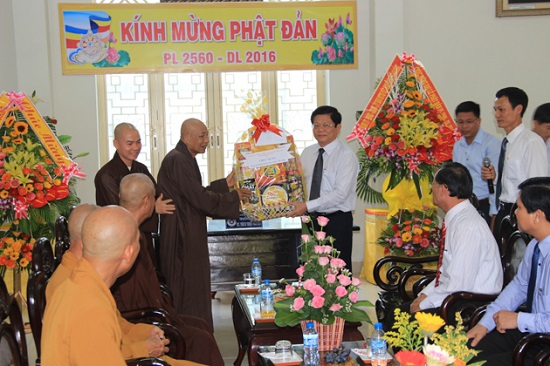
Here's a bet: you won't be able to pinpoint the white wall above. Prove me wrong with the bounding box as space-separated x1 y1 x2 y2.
2 0 550 271
0 0 17 90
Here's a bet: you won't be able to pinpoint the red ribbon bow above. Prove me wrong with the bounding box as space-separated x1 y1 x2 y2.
251 114 282 143
61 162 86 185
13 199 29 220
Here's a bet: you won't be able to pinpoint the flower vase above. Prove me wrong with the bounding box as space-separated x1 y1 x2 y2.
300 318 345 351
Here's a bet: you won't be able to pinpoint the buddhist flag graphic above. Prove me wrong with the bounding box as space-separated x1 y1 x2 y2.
63 11 112 64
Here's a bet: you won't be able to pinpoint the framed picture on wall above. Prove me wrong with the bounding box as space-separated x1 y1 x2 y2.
497 0 550 16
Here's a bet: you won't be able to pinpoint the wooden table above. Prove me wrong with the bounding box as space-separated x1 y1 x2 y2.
231 285 365 366
258 341 368 365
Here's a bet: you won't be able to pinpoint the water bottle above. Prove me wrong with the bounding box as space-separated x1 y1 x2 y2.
370 322 387 366
251 258 262 287
260 280 275 318
303 321 319 366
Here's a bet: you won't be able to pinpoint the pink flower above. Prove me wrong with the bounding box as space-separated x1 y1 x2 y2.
326 273 336 283
314 245 323 254
301 216 310 223
335 286 347 297
310 285 325 297
349 292 359 303
395 238 403 248
106 47 120 64
296 266 305 277
351 277 362 287
0 152 5 159
330 303 343 312
322 245 332 254
330 258 346 268
302 234 310 243
317 216 329 227
318 257 329 266
303 278 316 290
293 297 305 311
346 12 352 25
326 46 336 62
285 285 295 296
337 274 352 286
315 231 326 240
311 296 325 309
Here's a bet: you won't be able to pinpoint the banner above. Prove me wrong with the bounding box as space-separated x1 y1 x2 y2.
58 1 357 74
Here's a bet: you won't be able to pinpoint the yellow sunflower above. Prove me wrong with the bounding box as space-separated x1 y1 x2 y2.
14 121 29 135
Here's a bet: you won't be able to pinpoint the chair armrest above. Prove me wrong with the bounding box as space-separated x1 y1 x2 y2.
513 333 550 366
126 357 171 366
373 255 439 292
396 268 436 302
440 292 498 327
154 322 186 360
122 308 173 325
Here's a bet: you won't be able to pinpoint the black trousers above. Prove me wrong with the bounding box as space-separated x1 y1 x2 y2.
469 328 544 366
311 211 353 273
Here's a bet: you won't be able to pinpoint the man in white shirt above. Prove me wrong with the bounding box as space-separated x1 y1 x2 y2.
531 103 550 175
412 162 503 312
384 163 503 330
481 87 548 243
287 106 359 272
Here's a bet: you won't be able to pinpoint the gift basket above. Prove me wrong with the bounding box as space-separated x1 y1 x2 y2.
234 92 307 221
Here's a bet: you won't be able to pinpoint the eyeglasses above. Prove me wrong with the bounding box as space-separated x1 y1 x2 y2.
313 123 335 130
455 118 478 125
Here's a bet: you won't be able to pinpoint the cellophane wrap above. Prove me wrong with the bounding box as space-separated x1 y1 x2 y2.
234 126 307 222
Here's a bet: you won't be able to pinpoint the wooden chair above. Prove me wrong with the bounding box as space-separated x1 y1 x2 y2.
54 216 70 269
513 333 550 366
373 255 438 324
0 274 29 366
26 238 55 365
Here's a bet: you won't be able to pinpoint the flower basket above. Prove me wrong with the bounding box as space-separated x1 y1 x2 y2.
301 317 345 352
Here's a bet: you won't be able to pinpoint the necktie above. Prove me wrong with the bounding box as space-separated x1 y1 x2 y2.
435 222 447 287
526 243 541 312
309 148 324 200
495 137 508 207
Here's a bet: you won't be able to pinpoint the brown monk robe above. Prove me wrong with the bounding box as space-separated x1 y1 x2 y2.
95 150 160 265
112 232 224 366
157 120 244 331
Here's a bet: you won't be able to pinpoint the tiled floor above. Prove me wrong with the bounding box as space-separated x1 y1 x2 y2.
21 279 380 366
212 279 380 366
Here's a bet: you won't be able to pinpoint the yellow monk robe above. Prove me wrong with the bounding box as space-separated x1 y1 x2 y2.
44 254 202 365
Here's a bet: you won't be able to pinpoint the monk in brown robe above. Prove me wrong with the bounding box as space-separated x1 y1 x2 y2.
94 122 174 265
157 118 251 330
112 173 224 366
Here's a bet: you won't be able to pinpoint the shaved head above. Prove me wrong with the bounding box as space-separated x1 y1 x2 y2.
180 118 203 138
114 122 138 141
120 173 155 211
68 204 99 244
181 118 209 157
81 206 139 262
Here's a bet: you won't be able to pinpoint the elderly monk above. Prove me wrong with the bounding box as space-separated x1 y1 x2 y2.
43 205 200 365
112 173 224 366
157 118 251 330
94 122 175 266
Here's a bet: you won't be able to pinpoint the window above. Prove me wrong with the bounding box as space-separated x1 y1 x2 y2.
97 0 324 183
